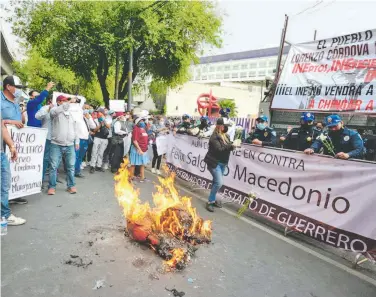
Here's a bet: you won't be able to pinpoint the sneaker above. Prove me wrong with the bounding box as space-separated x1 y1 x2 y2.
82 161 87 168
151 168 156 174
75 173 85 178
67 187 77 194
48 188 56 195
9 198 28 205
96 167 105 172
206 202 215 212
214 200 223 208
156 169 161 175
90 167 95 174
7 214 26 226
103 163 109 170
80 165 85 170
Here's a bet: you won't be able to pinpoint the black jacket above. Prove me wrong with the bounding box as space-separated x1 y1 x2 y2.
204 131 234 168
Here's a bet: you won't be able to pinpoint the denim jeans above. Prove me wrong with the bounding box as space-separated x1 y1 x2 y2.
1 152 11 219
207 162 226 203
75 139 89 174
42 139 51 181
49 144 76 189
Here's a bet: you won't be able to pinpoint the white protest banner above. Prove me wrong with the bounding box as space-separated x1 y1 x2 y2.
271 29 376 113
110 100 126 112
6 126 48 199
167 134 376 254
156 135 168 156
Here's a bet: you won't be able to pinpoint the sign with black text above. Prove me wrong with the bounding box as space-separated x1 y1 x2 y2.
6 126 47 199
167 134 376 254
271 29 376 113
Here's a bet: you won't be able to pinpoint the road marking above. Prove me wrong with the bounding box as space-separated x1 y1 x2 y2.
168 179 376 287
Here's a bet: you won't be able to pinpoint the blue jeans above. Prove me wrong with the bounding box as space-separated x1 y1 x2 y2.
1 152 11 219
208 162 226 203
75 139 89 175
49 144 76 189
42 139 51 181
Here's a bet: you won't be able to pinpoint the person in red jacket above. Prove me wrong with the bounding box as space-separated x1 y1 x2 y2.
129 117 149 182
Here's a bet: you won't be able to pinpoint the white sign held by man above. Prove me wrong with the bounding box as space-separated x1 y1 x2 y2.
156 135 168 156
271 29 376 113
6 126 48 199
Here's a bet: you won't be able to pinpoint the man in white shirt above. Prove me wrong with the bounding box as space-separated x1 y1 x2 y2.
111 115 130 172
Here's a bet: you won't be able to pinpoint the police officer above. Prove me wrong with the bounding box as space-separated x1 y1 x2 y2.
245 115 277 147
175 114 192 134
283 112 321 151
304 114 364 160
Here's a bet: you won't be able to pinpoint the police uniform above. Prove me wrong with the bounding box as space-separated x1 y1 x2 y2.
246 127 277 147
284 112 320 152
311 115 364 159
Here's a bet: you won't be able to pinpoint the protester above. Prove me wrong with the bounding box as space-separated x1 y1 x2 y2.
203 118 235 212
74 104 96 177
1 75 28 205
48 95 80 195
102 110 116 170
1 120 26 225
129 117 149 182
244 115 277 147
304 114 364 160
110 115 130 173
27 82 55 127
151 115 168 175
90 111 110 173
35 100 53 183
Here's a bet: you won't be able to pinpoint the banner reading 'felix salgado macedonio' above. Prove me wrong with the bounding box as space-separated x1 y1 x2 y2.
167 134 376 254
271 29 376 113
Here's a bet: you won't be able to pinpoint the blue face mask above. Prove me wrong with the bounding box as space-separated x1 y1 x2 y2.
256 123 266 130
139 122 146 128
83 110 89 115
98 117 104 123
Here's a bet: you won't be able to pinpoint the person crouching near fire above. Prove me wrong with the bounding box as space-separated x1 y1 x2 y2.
304 114 364 160
203 118 236 212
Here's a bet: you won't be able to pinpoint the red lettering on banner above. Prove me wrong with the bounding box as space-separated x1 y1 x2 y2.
308 100 315 109
365 100 374 111
365 69 376 83
318 100 324 109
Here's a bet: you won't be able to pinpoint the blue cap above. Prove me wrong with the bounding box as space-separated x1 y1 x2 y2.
256 115 268 122
182 114 190 119
200 116 209 121
325 114 342 127
301 112 315 122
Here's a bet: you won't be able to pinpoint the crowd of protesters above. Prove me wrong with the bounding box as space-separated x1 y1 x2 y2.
1 76 172 227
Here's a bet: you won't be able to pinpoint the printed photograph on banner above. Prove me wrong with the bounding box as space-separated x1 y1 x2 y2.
271 29 376 113
6 126 48 199
166 134 376 254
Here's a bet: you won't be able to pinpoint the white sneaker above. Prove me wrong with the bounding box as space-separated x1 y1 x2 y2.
103 163 109 170
151 168 156 174
7 214 26 226
156 170 161 175
82 162 87 168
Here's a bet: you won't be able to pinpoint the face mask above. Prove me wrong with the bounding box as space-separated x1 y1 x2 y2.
256 123 266 130
329 128 342 136
89 109 94 114
83 110 89 115
223 125 228 133
159 120 164 125
13 89 23 98
139 122 146 128
98 117 104 123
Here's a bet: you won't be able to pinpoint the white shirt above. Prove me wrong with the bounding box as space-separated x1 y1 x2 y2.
35 105 52 140
114 121 128 135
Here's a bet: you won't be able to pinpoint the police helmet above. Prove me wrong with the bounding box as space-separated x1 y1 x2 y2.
300 112 315 123
325 114 342 127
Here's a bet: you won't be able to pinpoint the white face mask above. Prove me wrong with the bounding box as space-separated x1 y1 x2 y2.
13 89 23 98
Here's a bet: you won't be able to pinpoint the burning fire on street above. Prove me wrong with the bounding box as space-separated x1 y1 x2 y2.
115 160 212 271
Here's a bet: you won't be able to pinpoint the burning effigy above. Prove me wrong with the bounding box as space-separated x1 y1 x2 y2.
115 160 212 271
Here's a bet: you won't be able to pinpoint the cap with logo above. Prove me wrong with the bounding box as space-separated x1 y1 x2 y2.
325 114 342 127
301 112 315 122
256 115 268 122
3 75 26 89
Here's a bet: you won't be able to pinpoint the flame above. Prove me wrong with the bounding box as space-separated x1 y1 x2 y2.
115 159 212 270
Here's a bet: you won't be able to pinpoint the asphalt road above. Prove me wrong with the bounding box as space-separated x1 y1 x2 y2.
2 167 376 297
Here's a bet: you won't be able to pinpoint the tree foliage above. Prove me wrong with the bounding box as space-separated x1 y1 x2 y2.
9 0 222 107
219 99 238 117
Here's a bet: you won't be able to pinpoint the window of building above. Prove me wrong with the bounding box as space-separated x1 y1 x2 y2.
241 64 248 70
240 72 247 78
258 61 267 68
268 59 277 67
224 73 230 79
249 71 256 77
258 70 266 76
209 66 215 72
203 66 208 73
266 69 274 75
216 73 223 79
224 65 231 71
249 62 257 69
231 72 239 78
233 64 239 70
202 75 207 80
217 65 223 71
209 74 215 80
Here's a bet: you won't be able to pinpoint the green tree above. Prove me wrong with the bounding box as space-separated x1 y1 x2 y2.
9 0 222 108
219 99 238 117
12 49 104 106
